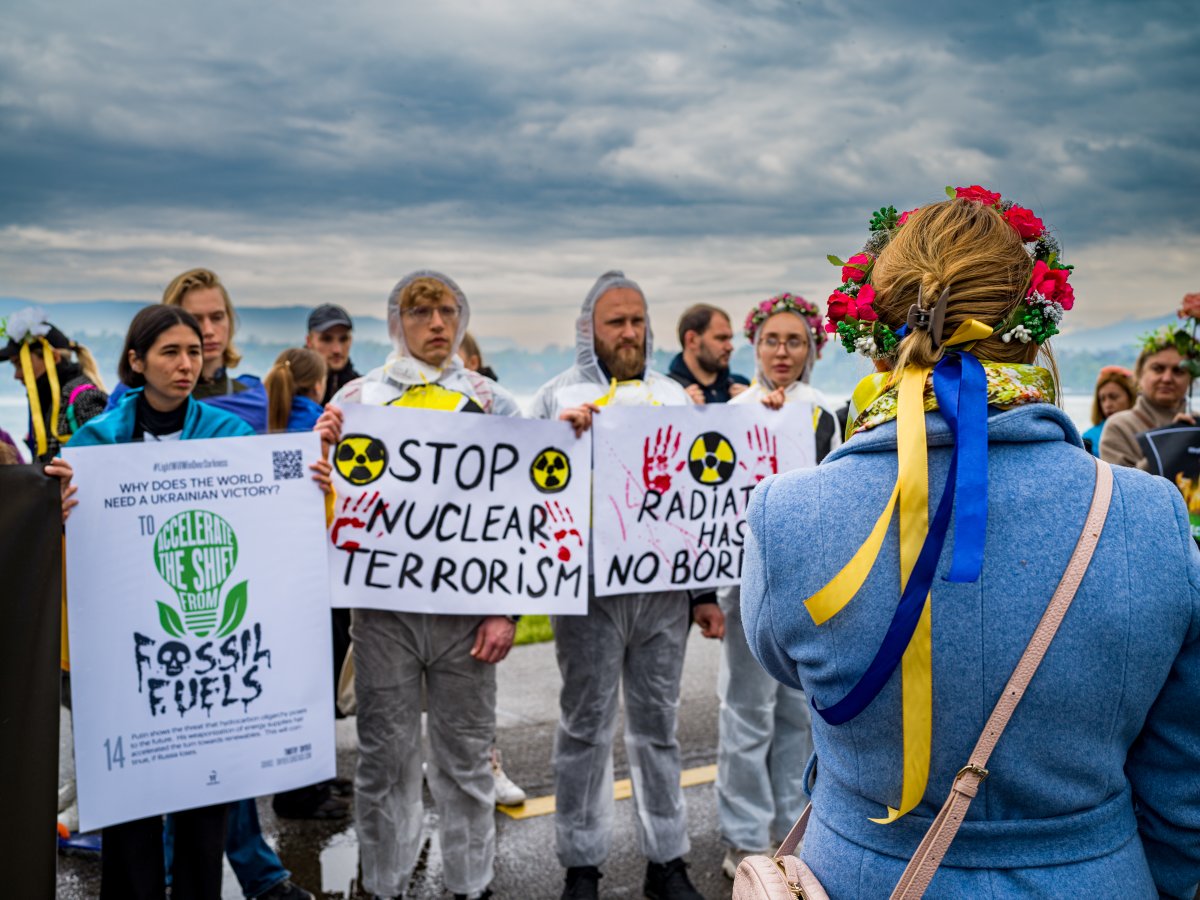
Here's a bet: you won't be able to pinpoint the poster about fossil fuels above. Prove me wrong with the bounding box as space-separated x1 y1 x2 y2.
591 403 816 596
64 432 334 831
328 403 592 615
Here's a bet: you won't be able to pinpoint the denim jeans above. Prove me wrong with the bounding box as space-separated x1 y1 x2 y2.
165 798 289 898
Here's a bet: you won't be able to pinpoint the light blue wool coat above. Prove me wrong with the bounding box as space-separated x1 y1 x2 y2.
741 402 1200 898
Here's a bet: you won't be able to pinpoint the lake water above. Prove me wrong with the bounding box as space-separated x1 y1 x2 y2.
0 384 1097 464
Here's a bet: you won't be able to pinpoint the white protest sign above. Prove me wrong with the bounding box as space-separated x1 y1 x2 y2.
329 404 591 615
64 433 334 831
591 403 816 596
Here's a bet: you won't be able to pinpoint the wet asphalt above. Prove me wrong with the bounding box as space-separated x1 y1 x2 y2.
56 629 736 899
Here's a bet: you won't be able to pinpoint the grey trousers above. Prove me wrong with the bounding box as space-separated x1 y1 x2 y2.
351 609 496 897
552 591 691 868
716 588 813 851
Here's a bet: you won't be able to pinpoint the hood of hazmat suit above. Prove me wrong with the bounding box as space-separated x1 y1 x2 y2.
332 269 520 416
529 270 690 419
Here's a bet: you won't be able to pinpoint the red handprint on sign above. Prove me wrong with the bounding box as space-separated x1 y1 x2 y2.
739 425 779 484
538 501 584 562
331 491 385 550
642 425 685 494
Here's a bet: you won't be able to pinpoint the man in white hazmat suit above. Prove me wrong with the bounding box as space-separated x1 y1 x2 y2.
531 271 723 900
316 270 519 900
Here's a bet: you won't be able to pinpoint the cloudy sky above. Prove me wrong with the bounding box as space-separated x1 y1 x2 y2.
2 0 1197 349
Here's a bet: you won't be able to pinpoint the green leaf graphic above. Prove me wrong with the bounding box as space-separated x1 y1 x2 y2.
216 580 249 638
157 602 185 638
826 254 846 267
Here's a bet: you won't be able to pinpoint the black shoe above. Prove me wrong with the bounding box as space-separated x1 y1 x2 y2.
644 857 703 900
252 880 315 900
328 776 354 798
272 782 350 820
453 890 493 900
562 865 602 900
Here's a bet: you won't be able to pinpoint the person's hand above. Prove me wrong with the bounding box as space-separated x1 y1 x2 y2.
684 384 706 405
693 602 725 639
309 457 334 495
761 386 787 410
1173 412 1196 426
729 383 748 398
44 457 78 524
559 403 600 438
314 404 344 457
471 616 517 664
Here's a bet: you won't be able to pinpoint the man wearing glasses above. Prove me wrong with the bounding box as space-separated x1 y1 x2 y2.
315 271 520 900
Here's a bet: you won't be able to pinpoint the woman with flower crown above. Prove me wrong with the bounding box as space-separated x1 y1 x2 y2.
739 188 1200 897
715 293 840 880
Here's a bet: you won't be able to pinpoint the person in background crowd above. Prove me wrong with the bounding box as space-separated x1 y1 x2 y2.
455 331 527 809
715 293 840 879
1 307 108 463
743 193 1200 896
1100 328 1194 468
265 348 327 433
667 303 749 404
458 331 499 381
530 271 720 900
0 425 20 460
306 303 360 404
315 270 521 900
1081 365 1135 456
106 269 269 433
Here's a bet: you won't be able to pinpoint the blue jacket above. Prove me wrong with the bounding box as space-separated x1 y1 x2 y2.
285 395 324 433
742 403 1200 898
71 388 255 446
107 374 268 434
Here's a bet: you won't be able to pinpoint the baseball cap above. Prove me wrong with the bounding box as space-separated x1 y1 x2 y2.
307 304 354 333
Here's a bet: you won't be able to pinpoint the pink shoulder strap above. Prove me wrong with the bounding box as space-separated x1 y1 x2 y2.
67 383 97 405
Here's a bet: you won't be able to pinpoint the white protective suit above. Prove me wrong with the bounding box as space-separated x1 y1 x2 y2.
334 270 520 899
530 271 697 869
716 311 839 851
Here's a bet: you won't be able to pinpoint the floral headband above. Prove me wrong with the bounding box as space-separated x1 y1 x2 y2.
824 186 1074 358
744 292 826 355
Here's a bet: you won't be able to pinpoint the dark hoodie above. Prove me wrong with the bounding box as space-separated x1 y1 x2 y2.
667 353 749 403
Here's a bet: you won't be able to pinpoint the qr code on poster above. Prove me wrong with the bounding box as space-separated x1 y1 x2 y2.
272 449 303 481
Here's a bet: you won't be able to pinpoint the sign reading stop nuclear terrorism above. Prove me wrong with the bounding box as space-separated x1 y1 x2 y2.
63 433 334 831
590 403 817 596
328 403 592 615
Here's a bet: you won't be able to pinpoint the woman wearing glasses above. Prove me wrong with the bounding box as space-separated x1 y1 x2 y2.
715 293 840 879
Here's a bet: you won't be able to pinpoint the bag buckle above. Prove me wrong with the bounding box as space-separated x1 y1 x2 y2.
956 763 989 782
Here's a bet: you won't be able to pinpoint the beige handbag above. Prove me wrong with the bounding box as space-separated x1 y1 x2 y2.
733 458 1113 900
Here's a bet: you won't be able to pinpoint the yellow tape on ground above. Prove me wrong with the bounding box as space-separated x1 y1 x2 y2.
497 764 718 820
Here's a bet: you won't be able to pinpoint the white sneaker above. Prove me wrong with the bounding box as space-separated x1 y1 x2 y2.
490 747 526 806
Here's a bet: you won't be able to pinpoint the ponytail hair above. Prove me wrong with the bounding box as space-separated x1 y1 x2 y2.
870 199 1058 389
265 348 327 433
71 342 106 391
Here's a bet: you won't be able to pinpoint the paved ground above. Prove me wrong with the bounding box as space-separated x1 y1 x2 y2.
57 628 738 899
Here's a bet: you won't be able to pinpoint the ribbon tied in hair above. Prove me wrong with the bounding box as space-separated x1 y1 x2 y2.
803 315 994 823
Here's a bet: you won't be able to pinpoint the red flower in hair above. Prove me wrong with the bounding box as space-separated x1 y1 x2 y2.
841 252 873 284
955 185 1002 205
1027 260 1074 311
827 290 856 322
1004 205 1045 241
897 207 919 225
855 285 878 320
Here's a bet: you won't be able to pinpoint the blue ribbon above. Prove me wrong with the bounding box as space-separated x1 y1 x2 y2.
812 351 989 725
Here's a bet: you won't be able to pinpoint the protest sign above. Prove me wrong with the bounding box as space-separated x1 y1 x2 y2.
592 403 816 596
1138 423 1200 541
329 404 591 615
64 433 333 831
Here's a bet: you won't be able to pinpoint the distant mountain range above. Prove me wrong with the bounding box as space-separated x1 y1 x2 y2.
0 296 1169 399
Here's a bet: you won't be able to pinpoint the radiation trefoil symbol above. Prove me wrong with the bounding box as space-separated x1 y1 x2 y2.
531 447 571 493
336 434 388 486
153 509 247 639
688 432 737 485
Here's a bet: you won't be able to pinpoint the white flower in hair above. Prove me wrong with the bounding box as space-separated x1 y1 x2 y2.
4 306 51 344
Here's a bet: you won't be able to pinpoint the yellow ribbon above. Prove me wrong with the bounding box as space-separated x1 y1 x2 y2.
19 338 66 458
803 319 994 823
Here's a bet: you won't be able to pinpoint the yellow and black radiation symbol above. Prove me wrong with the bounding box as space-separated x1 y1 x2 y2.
335 434 388 485
688 432 737 485
531 447 571 493
387 383 484 413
